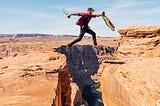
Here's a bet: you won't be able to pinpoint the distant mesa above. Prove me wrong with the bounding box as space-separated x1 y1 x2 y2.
0 34 78 38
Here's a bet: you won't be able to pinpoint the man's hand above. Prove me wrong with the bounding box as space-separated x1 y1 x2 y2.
102 11 105 16
67 14 71 18
96 11 105 17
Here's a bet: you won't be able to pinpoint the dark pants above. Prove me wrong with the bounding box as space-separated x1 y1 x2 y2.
69 26 97 46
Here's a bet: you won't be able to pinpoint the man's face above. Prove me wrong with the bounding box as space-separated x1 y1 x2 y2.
88 10 94 14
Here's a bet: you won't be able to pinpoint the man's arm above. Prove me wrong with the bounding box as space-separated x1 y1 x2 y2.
67 13 78 18
96 11 105 17
96 14 103 17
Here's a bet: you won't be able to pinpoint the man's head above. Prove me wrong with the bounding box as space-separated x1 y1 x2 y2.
87 7 95 15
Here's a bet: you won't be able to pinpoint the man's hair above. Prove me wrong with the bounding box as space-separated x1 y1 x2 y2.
87 7 95 11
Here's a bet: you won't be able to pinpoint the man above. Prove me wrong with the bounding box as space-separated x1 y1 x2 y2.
67 7 105 49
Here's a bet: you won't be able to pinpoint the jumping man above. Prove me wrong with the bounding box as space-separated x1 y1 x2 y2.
67 7 105 49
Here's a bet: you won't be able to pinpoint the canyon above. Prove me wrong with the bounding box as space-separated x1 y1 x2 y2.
0 26 160 106
0 34 117 106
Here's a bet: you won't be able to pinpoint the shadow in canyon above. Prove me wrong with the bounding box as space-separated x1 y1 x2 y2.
54 45 114 106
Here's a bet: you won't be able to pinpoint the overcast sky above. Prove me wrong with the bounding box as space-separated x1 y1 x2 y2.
0 0 159 37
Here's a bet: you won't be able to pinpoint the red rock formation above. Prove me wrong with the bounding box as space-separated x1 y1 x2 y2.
0 35 118 106
99 26 160 106
118 26 160 58
0 50 71 106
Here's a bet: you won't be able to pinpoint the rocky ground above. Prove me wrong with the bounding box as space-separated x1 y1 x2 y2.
99 26 160 106
0 46 70 106
0 26 159 106
0 35 118 106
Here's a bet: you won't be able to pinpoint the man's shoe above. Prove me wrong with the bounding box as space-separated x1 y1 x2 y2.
93 44 98 48
67 44 72 49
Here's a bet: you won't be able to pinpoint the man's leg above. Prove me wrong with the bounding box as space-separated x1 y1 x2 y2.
84 27 97 46
67 28 85 48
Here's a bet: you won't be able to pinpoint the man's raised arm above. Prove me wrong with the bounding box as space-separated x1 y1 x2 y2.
96 11 105 17
67 13 79 18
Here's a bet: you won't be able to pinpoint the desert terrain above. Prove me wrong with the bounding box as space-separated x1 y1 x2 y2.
0 26 160 106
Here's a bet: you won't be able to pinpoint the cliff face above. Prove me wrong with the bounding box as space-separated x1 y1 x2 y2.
99 26 160 106
118 26 160 58
0 46 71 106
54 45 117 106
55 45 99 90
2 31 159 106
0 36 118 106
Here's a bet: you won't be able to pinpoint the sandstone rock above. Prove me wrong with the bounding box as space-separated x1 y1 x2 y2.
99 26 160 106
118 26 160 38
0 51 71 106
71 83 88 106
118 26 160 58
0 35 119 106
100 58 160 106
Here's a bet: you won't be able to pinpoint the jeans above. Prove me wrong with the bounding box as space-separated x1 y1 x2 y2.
69 26 97 46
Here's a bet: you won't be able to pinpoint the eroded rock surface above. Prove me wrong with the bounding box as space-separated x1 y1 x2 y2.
0 46 71 106
99 26 160 106
0 35 120 106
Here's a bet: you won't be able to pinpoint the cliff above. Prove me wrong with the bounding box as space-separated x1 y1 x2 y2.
0 36 118 106
0 45 71 106
99 26 160 106
118 26 160 58
2 30 159 106
54 45 117 106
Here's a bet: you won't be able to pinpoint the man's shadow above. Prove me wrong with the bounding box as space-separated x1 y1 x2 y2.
54 45 99 90
54 45 103 106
